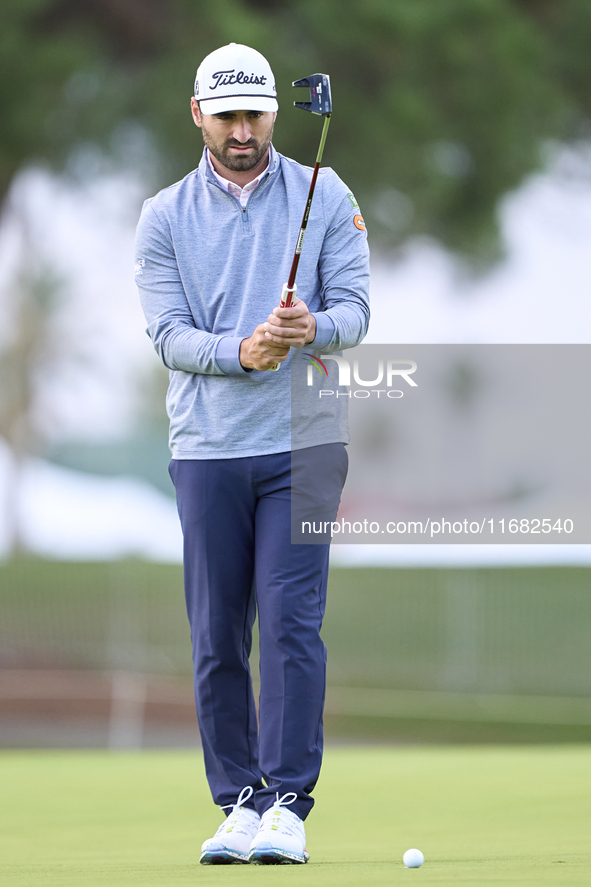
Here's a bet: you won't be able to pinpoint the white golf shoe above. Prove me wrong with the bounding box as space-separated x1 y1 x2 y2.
200 786 260 864
248 791 309 864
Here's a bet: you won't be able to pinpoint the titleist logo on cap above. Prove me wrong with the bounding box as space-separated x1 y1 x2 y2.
209 69 268 90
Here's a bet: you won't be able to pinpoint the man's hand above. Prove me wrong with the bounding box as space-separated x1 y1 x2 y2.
239 325 290 371
264 296 316 348
239 297 316 371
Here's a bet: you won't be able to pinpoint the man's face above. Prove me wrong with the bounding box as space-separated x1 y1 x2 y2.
191 102 276 173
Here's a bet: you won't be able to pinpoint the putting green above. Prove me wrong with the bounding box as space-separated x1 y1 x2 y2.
1 746 591 885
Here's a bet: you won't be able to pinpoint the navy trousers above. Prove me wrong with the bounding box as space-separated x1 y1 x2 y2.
169 444 347 821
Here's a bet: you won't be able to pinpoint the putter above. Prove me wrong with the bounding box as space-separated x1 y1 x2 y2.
269 73 332 370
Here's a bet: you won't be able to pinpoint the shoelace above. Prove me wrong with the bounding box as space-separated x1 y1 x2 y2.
216 785 256 834
221 785 255 815
272 791 298 809
261 792 301 837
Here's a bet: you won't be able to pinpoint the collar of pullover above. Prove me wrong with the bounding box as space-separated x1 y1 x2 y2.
205 148 269 207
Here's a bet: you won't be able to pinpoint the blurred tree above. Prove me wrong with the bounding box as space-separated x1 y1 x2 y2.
2 0 591 255
0 198 64 551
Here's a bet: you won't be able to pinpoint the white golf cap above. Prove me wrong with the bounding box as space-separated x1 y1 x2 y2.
194 43 278 114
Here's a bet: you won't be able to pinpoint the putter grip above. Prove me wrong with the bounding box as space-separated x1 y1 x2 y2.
268 283 297 371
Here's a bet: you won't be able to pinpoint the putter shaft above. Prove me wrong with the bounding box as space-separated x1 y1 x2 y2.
282 113 331 307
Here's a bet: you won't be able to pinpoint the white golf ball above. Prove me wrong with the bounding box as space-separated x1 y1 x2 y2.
403 848 424 868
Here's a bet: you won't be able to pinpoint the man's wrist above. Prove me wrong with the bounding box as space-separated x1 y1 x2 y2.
239 337 254 370
305 314 317 344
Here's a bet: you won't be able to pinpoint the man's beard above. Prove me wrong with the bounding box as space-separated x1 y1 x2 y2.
202 123 274 172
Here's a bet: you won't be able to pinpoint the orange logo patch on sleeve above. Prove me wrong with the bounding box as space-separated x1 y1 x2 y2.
353 214 366 231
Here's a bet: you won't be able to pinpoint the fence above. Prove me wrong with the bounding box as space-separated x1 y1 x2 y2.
1 559 591 745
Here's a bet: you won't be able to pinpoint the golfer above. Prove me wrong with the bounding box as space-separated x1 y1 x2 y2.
135 42 369 865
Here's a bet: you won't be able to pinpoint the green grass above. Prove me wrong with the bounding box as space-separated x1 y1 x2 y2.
2 746 591 885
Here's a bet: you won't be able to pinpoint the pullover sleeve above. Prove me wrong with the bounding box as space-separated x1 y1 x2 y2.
310 171 370 352
135 201 247 375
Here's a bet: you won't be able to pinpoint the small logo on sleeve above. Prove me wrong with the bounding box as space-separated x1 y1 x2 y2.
353 214 366 231
347 192 359 208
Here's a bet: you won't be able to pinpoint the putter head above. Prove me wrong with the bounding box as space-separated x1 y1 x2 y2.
292 73 332 116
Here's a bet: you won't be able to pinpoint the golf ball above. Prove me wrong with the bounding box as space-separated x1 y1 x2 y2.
403 848 424 868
